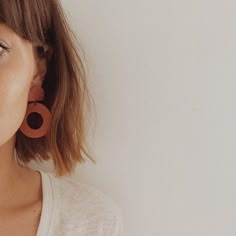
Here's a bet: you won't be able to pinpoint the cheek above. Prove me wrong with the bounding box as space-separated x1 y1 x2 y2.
0 59 32 145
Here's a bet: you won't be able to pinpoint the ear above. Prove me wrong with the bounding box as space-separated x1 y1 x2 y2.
32 45 52 87
31 57 47 87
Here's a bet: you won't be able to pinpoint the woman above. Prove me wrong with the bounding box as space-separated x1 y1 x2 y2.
0 0 123 235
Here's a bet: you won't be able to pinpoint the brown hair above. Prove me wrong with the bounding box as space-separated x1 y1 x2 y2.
0 0 96 176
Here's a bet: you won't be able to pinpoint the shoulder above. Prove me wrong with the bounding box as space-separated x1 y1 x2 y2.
49 173 124 236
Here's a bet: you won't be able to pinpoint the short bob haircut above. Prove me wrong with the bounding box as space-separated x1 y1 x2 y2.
0 0 96 176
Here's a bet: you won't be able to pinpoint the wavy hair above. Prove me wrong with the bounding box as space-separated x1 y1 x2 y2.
0 0 96 176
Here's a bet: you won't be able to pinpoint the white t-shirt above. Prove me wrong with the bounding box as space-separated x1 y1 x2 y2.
34 169 123 236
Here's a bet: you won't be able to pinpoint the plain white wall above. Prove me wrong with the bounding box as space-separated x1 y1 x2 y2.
28 0 236 235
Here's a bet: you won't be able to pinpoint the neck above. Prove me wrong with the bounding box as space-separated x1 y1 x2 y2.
0 135 36 208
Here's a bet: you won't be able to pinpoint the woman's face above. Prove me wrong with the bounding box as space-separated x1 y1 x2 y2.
0 23 41 146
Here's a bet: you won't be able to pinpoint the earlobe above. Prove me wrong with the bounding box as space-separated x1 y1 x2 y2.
38 58 47 77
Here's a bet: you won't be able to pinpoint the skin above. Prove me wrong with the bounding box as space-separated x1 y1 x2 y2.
0 22 49 216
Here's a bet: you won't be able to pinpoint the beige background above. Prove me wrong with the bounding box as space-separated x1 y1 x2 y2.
29 0 236 235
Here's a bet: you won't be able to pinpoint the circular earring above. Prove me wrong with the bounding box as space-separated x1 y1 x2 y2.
19 85 51 138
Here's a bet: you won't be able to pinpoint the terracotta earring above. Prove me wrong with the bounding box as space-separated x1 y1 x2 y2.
19 85 51 138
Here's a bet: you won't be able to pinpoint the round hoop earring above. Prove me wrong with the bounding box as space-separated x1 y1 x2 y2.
19 86 51 138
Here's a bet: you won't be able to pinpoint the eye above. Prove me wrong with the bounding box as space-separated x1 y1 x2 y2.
0 43 10 56
0 45 4 53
